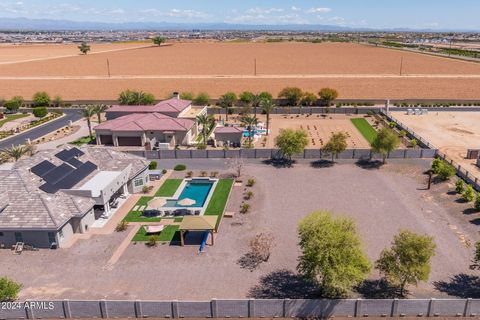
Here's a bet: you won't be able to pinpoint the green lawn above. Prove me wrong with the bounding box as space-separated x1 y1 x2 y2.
124 179 182 222
69 135 94 146
205 179 234 229
133 225 180 243
0 113 29 128
155 179 182 197
351 118 378 144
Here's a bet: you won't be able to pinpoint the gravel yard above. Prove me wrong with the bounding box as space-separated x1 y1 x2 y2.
1 160 478 300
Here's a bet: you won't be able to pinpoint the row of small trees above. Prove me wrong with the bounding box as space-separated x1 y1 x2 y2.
1 92 63 112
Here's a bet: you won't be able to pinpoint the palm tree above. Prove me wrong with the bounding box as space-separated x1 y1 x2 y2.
240 114 258 146
83 105 97 139
78 42 91 55
252 94 261 117
93 105 108 124
196 114 216 145
1 144 33 162
260 98 275 136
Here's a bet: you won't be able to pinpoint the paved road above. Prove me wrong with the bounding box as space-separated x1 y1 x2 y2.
0 109 83 149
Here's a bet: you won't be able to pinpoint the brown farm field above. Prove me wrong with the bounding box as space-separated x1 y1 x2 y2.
1 42 480 100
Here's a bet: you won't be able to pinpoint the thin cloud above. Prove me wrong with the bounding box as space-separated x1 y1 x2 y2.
306 7 332 14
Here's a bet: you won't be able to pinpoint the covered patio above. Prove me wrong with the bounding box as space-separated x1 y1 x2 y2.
179 216 218 247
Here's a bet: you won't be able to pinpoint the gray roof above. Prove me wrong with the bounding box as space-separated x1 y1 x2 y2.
0 147 148 230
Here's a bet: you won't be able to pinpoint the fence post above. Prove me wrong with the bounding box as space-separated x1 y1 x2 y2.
25 300 34 319
352 149 356 159
354 299 363 317
464 298 472 317
427 298 436 317
100 300 108 319
248 298 256 318
420 149 424 158
210 299 218 318
391 298 399 317
134 300 143 318
171 300 179 318
283 299 290 317
63 299 72 319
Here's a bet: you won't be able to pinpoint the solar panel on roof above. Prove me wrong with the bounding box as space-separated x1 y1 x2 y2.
42 163 75 185
66 157 84 169
53 161 98 190
39 183 59 194
31 160 56 177
55 147 84 161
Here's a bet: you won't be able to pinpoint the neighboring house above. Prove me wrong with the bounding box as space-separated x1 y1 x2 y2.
0 146 148 249
214 126 244 147
106 95 206 120
95 113 197 147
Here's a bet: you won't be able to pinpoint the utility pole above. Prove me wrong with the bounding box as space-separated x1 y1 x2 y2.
254 58 257 76
399 57 404 76
107 58 111 77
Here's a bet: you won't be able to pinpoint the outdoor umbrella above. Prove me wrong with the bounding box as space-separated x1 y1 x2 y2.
178 198 196 206
147 197 167 210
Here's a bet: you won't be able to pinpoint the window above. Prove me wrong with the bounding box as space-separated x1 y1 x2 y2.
134 178 144 187
58 230 64 238
48 232 56 244
0 232 4 237
14 232 23 243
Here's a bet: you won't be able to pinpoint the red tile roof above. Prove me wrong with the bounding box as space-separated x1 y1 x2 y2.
95 113 195 132
108 98 191 114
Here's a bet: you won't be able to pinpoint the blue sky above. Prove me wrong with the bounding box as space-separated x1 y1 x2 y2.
1 0 479 30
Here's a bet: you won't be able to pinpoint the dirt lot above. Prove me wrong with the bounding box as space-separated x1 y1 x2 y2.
226 114 371 148
393 111 480 178
0 42 150 64
0 42 480 99
1 160 478 300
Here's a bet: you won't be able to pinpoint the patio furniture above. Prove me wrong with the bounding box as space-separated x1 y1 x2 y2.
145 225 164 234
194 210 201 215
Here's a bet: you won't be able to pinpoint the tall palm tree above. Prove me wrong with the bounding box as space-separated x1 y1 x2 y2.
93 105 108 124
1 144 33 162
260 98 275 136
252 94 261 118
83 105 96 139
240 114 258 146
196 114 216 145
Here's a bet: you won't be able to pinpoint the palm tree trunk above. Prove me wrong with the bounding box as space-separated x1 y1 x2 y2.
254 105 257 117
96 112 102 124
266 113 270 136
383 154 387 164
87 118 93 138
225 108 229 122
332 153 335 163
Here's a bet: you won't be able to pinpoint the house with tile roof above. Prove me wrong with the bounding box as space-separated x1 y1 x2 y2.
98 94 207 148
95 112 197 147
0 147 148 249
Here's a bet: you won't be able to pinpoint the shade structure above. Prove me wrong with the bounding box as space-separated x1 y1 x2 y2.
178 198 196 206
145 225 164 234
147 197 167 210
179 215 218 247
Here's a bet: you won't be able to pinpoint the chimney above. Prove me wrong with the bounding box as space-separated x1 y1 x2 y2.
173 92 180 99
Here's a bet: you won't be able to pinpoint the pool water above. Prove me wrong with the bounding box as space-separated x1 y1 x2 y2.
164 180 214 208
243 129 267 138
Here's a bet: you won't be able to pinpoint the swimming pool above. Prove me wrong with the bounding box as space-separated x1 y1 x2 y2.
243 129 268 138
163 179 214 208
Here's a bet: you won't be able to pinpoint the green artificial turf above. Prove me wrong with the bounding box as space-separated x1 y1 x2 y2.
204 179 234 229
132 225 180 243
69 135 95 146
155 179 182 197
350 118 378 144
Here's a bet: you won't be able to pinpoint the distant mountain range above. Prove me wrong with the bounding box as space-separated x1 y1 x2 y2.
0 17 475 32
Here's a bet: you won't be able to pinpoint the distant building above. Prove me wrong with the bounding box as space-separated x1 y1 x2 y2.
0 147 148 249
214 126 243 147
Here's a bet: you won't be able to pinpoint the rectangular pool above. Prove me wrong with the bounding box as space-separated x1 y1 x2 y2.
164 179 214 208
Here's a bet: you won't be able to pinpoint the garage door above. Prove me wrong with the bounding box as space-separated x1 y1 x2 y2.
117 136 142 146
99 135 113 145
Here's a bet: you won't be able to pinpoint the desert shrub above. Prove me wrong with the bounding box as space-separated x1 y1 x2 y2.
32 107 48 118
196 143 207 150
247 178 256 187
455 180 465 194
180 92 194 100
193 92 210 106
115 220 129 232
250 233 275 262
4 96 24 112
147 235 158 247
210 171 219 178
475 195 480 212
0 277 22 301
174 164 187 171
149 161 158 170
244 191 254 200
186 171 193 178
463 185 475 202
142 185 150 194
200 171 208 177
162 169 167 174
240 203 250 214
32 91 51 107
437 162 456 181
